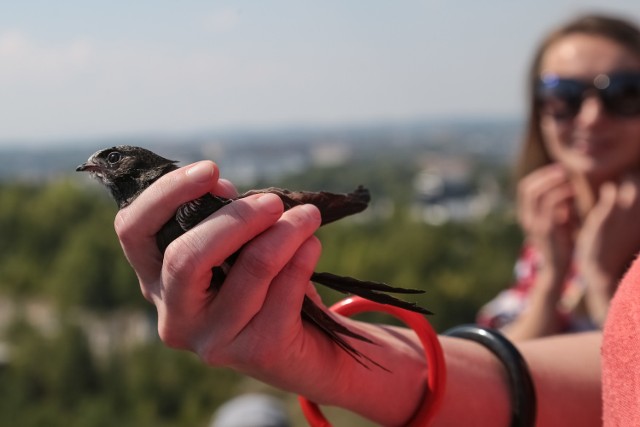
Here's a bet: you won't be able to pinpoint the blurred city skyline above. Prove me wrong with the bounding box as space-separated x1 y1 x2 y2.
1 1 640 146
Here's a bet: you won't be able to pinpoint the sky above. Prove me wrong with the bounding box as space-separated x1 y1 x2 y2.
1 1 640 146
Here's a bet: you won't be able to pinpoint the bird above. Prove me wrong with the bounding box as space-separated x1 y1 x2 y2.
77 145 430 369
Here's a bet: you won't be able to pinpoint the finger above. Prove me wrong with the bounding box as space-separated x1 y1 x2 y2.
114 161 221 284
617 177 639 210
546 186 577 225
582 183 617 235
518 165 569 228
206 204 322 345
235 237 323 372
259 236 323 327
600 182 618 210
160 193 285 307
526 183 575 231
216 178 238 198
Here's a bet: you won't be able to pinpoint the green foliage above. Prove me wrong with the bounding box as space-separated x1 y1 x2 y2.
0 318 101 426
0 180 142 309
0 317 243 427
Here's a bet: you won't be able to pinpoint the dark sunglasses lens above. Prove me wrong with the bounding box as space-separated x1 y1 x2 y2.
603 75 640 116
537 79 585 119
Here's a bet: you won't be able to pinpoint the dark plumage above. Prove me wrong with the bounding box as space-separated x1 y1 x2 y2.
77 145 430 368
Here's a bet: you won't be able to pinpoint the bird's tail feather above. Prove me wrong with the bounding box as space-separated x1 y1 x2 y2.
311 272 432 315
302 297 390 372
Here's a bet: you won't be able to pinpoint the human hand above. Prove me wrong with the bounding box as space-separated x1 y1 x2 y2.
575 174 640 325
517 164 577 289
112 161 429 425
113 161 345 387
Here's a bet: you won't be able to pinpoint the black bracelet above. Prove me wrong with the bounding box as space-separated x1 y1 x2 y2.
443 325 537 427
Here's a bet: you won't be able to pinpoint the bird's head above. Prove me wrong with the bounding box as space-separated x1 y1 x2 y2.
77 145 179 209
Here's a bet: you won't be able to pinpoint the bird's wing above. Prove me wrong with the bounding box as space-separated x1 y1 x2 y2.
156 193 232 254
240 186 370 225
175 193 232 231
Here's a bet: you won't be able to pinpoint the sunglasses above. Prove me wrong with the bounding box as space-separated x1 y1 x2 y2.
535 72 640 120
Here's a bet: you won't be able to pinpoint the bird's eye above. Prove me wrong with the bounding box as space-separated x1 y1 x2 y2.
107 152 122 164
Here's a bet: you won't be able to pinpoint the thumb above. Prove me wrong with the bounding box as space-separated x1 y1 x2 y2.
583 182 617 229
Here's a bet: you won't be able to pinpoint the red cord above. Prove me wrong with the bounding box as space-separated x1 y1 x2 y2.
299 296 447 426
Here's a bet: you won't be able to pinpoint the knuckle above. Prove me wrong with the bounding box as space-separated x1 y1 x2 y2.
162 239 201 283
226 200 255 229
239 241 283 279
114 209 134 242
156 318 187 350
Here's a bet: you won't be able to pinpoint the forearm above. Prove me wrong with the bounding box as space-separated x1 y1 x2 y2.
427 332 601 426
502 272 565 341
437 332 601 426
520 332 602 426
306 323 601 427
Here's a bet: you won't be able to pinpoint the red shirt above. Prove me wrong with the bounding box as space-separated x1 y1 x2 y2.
602 253 640 425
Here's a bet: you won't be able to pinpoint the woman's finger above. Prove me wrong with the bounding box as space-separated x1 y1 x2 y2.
518 165 568 229
115 161 221 285
200 204 322 354
158 193 286 316
259 236 323 327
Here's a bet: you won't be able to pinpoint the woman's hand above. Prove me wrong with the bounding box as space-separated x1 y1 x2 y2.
576 174 640 326
502 164 578 340
111 160 428 425
517 164 577 290
114 161 331 376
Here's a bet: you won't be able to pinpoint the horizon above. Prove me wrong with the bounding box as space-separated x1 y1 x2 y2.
0 114 523 149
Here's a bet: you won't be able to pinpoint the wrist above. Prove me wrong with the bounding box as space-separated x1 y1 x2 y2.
581 273 616 328
443 326 536 426
330 321 429 426
531 268 565 299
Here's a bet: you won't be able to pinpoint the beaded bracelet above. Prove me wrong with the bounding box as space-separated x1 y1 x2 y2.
443 325 537 427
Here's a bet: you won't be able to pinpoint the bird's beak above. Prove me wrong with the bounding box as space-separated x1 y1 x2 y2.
76 160 100 173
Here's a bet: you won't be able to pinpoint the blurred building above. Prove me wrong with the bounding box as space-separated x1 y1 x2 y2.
411 155 500 225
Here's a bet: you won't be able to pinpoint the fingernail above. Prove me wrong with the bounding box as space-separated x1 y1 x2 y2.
257 193 284 214
186 162 214 183
299 203 321 222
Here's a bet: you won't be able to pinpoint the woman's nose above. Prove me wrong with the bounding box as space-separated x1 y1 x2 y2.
575 93 608 126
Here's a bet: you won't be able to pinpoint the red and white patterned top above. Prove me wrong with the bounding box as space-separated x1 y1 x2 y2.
476 244 597 332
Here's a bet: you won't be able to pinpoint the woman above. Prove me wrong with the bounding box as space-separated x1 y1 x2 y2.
112 13 640 426
478 14 640 341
